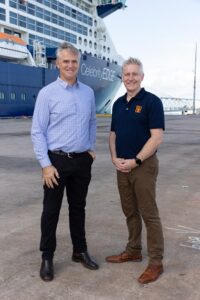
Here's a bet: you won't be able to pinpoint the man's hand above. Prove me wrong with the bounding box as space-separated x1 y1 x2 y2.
112 158 137 173
88 151 96 160
42 165 60 188
120 159 138 172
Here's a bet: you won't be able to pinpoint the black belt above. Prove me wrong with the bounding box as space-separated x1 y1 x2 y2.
48 150 87 158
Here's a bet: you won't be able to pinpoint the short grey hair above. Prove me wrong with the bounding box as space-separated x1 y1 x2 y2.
56 42 81 62
122 57 144 74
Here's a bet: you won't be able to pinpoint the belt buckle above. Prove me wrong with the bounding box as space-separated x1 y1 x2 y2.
67 153 73 158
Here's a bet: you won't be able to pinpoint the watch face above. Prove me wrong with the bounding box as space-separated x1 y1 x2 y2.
136 158 142 165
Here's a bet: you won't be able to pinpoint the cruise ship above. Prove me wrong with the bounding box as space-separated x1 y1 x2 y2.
0 0 126 117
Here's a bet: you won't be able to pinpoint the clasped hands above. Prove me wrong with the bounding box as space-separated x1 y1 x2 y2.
112 157 137 173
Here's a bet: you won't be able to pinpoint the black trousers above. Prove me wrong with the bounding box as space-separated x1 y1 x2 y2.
40 152 93 260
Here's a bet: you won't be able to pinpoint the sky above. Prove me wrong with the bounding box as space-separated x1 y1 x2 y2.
103 0 200 100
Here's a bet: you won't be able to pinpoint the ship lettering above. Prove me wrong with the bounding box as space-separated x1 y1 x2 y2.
81 63 115 82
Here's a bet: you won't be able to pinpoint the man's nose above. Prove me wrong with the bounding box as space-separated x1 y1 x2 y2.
128 74 134 80
67 61 75 68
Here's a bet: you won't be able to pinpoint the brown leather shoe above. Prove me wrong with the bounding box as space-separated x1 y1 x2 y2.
138 264 163 284
106 251 142 263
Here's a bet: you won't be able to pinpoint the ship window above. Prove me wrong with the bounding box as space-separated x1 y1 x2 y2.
19 3 27 12
4 28 11 34
51 27 58 38
65 6 71 16
58 2 64 13
70 35 77 44
44 10 50 21
27 18 35 30
29 34 35 45
0 0 5 4
103 35 106 42
44 0 50 7
94 42 97 49
83 15 88 24
57 30 64 40
21 93 26 101
89 29 92 36
72 9 77 19
77 25 82 34
0 92 5 100
36 22 44 34
78 37 82 45
51 1 58 11
94 31 97 38
107 47 110 53
44 24 50 35
14 31 21 38
65 19 70 30
10 93 16 100
82 28 87 36
77 12 82 22
84 39 87 46
58 16 64 27
36 6 43 19
88 17 93 26
10 14 17 25
71 23 76 32
0 7 5 21
19 15 27 28
27 3 35 15
103 46 106 52
94 20 97 27
9 0 17 9
89 41 92 48
52 13 58 25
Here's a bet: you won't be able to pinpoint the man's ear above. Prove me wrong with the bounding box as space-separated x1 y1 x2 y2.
55 59 59 69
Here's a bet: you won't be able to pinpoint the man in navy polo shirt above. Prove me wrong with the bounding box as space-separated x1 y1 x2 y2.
106 57 164 284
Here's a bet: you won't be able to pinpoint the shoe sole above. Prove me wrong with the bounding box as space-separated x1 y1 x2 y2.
40 274 54 282
106 258 142 263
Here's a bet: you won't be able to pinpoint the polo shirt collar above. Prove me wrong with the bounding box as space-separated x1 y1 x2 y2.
57 77 79 88
123 88 146 102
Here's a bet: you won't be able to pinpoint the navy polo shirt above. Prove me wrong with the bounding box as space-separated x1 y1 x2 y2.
111 88 165 159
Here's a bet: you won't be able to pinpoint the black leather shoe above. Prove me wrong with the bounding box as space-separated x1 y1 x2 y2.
40 259 54 281
72 251 99 270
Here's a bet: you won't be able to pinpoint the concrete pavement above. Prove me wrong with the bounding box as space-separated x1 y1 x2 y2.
0 115 200 300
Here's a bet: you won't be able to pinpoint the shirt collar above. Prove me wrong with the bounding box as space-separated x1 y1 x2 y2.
123 88 146 103
57 77 79 88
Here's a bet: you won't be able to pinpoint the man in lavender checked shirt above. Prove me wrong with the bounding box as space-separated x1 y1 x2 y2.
31 42 99 282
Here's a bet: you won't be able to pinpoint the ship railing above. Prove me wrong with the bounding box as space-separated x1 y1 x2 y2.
97 0 125 5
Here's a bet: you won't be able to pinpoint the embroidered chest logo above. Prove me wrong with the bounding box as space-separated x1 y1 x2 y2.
135 105 142 113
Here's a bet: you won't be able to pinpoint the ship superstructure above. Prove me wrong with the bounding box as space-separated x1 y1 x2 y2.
0 0 126 116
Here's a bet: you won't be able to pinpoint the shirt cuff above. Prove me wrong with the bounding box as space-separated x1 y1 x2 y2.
39 156 52 168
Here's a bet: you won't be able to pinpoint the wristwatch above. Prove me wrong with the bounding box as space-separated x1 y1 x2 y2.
135 157 142 166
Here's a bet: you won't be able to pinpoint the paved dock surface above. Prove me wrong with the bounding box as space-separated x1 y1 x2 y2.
0 115 200 300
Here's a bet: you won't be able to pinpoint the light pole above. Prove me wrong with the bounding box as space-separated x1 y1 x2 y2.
192 43 197 114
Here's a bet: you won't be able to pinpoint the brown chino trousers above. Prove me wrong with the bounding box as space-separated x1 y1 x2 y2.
117 154 164 265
